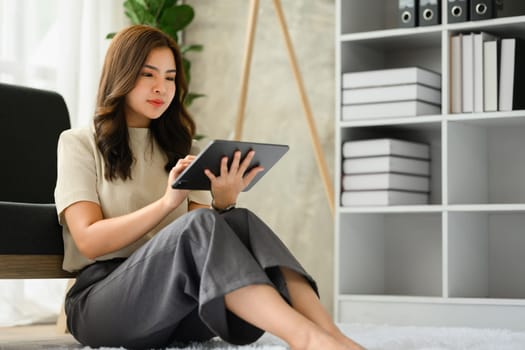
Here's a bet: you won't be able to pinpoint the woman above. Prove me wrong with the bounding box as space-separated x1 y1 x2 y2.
55 24 365 350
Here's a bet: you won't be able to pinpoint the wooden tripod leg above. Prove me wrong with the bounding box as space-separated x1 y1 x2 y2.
271 0 335 215
234 0 260 141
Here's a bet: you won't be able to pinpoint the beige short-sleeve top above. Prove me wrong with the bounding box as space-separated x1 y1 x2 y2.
54 127 211 272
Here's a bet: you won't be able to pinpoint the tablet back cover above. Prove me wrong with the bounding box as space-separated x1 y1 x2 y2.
172 140 289 191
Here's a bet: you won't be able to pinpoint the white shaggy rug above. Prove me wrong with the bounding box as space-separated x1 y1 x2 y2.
339 324 525 350
4 324 525 349
76 324 525 350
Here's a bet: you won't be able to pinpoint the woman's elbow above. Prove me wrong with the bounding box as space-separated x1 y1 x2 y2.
74 236 100 260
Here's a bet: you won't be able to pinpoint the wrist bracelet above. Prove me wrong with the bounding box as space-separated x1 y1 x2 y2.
211 200 236 213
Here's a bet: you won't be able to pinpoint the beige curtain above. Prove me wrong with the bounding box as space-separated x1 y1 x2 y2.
0 0 127 327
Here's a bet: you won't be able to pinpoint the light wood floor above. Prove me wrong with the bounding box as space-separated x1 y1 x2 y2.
0 324 77 346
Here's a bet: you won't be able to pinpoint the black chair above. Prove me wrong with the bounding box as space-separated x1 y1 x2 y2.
0 83 74 279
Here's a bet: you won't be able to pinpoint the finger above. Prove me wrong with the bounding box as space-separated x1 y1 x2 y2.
242 166 264 186
204 168 217 181
220 156 229 176
229 150 241 173
175 159 191 169
169 165 182 182
183 155 196 164
238 150 255 174
171 158 193 177
172 159 184 170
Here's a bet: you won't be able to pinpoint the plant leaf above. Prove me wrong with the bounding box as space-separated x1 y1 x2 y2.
142 12 157 26
124 0 145 24
181 44 203 54
193 133 205 141
182 57 191 84
159 25 179 42
184 92 206 107
106 32 116 39
165 0 178 8
160 4 194 32
134 0 148 9
144 0 162 17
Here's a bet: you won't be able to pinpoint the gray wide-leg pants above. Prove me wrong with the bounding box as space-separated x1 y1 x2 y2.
65 208 317 349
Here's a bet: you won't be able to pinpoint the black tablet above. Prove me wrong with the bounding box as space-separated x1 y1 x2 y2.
171 140 289 191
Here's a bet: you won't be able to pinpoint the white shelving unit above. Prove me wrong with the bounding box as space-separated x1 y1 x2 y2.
335 0 525 330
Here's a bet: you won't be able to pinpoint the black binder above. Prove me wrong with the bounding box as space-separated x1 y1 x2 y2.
471 0 494 20
499 38 525 111
448 0 469 23
419 0 441 26
399 0 418 27
494 0 525 18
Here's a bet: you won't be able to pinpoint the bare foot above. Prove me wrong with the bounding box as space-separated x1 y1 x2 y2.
289 327 351 350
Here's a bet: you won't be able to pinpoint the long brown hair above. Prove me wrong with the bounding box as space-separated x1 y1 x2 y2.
94 24 195 181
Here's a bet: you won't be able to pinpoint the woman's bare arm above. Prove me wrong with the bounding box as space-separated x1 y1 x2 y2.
63 156 194 259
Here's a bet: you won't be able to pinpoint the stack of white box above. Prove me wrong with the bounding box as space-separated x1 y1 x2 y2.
341 138 431 206
341 67 442 121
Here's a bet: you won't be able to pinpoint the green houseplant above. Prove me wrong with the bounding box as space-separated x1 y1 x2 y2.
108 0 204 107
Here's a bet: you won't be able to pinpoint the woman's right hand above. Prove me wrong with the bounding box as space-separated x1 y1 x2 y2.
163 155 195 210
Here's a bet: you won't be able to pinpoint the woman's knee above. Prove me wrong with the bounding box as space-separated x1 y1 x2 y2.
179 208 221 243
153 208 216 246
221 207 252 223
186 207 217 221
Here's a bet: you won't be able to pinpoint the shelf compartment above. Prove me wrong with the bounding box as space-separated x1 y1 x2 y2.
339 0 399 35
448 120 525 204
340 34 441 74
339 6 525 40
339 1 525 36
340 123 442 205
447 15 525 38
337 297 525 330
448 211 525 299
338 213 442 297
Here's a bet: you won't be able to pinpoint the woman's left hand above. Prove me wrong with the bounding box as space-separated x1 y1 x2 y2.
204 150 264 209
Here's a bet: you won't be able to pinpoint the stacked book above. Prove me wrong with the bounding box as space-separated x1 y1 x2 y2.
341 67 442 121
450 32 525 113
341 138 431 206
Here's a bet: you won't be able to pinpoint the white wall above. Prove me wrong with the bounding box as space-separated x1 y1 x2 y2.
185 0 335 311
